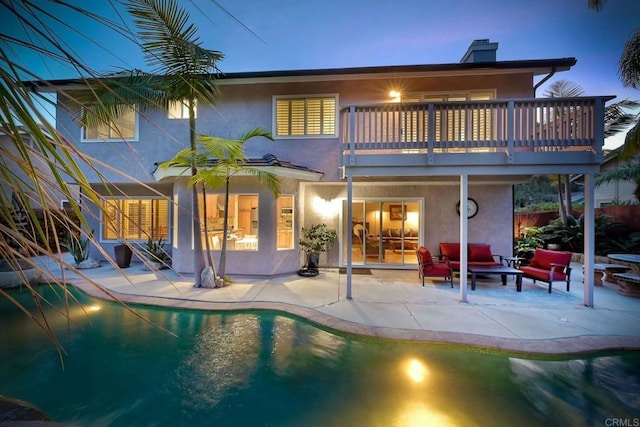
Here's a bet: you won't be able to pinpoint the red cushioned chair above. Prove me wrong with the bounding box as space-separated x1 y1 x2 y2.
518 248 572 293
415 246 453 287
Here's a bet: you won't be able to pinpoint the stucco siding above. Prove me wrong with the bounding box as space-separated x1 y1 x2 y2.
171 177 302 276
302 182 513 267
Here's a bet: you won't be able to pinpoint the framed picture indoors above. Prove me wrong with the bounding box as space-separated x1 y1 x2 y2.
389 204 405 220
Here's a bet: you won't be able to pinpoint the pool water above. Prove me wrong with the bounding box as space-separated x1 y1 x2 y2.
1 286 639 427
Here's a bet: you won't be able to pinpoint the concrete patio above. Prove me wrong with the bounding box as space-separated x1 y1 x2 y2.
35 255 640 355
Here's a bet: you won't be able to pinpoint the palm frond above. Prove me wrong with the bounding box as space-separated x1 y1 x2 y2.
240 167 281 197
604 99 640 138
543 80 585 98
125 0 223 76
595 159 640 186
620 28 640 89
77 71 168 127
157 148 195 169
237 128 274 142
621 121 640 159
192 167 227 190
587 0 607 11
197 134 245 160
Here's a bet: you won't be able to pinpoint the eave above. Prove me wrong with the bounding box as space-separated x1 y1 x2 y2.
27 58 577 92
152 154 323 182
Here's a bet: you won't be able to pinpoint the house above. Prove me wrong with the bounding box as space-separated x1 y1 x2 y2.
591 149 637 206
32 39 610 305
0 128 78 211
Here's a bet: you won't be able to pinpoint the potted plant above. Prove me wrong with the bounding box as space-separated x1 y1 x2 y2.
298 223 337 276
142 237 171 270
114 241 133 268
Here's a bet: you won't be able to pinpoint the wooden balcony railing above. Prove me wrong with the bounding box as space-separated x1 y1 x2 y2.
340 97 609 163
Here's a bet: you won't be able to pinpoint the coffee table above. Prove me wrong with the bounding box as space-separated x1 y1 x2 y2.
468 265 523 291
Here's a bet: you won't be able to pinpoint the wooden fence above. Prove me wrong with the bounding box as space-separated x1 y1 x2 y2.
514 205 640 237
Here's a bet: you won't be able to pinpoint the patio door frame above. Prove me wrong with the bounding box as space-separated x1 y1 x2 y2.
339 197 423 268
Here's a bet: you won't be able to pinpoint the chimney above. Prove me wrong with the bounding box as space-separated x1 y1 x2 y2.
460 39 499 63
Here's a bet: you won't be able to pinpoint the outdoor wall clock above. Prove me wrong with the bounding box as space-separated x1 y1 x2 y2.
456 198 478 218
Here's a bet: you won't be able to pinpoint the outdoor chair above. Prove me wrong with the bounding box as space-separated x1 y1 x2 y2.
518 248 572 293
415 246 453 287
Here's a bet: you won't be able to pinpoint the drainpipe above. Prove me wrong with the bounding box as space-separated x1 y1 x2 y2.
533 67 556 97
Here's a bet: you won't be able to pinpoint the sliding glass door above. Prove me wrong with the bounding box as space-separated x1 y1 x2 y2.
343 199 420 266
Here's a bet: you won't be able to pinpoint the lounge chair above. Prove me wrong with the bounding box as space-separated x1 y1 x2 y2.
415 246 453 287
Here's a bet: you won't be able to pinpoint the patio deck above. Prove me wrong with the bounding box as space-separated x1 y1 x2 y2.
35 255 640 355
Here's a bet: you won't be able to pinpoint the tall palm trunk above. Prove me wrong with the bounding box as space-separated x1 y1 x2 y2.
189 97 206 286
201 185 217 272
557 175 567 225
563 174 573 217
219 176 231 277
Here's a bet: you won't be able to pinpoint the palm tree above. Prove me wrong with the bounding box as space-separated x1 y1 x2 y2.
158 135 241 285
618 28 640 158
543 80 639 221
0 1 148 353
84 0 223 286
543 80 586 223
595 158 640 202
588 0 640 159
162 128 281 279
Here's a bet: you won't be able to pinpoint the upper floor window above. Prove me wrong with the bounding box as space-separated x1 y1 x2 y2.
82 104 138 141
274 95 337 138
168 99 197 119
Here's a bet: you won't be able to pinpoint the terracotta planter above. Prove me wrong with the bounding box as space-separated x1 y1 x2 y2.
114 244 132 268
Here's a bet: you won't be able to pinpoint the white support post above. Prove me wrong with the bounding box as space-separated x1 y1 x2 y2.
459 175 469 303
593 99 605 163
346 174 353 300
427 103 435 164
506 101 515 163
349 106 356 166
583 173 595 307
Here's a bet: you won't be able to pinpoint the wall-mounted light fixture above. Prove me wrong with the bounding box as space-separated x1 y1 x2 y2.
389 90 402 103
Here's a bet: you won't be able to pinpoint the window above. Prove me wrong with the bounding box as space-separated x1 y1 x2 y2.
277 196 294 250
82 105 137 141
102 198 170 241
200 194 259 251
274 95 337 137
168 99 197 119
401 91 495 147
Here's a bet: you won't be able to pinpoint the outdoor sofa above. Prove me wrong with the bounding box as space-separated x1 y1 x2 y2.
439 242 503 272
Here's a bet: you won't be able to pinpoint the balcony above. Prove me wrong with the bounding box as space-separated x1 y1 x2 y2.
340 97 612 177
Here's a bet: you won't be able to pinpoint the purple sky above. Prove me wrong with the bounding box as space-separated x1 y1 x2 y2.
6 0 639 148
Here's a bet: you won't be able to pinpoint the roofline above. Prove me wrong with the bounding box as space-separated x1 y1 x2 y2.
27 57 577 91
217 58 577 79
153 165 323 182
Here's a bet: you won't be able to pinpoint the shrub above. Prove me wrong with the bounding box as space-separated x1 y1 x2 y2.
61 229 93 264
539 214 632 255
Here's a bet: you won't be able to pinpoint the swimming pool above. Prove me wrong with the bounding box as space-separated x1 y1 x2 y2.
1 286 639 426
